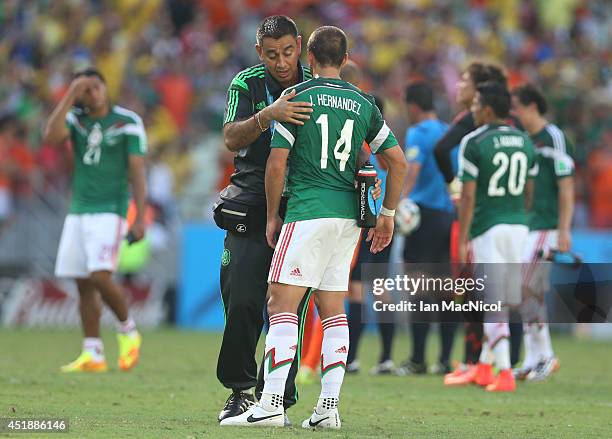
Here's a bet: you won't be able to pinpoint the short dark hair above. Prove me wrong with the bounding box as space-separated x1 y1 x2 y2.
467 62 507 87
73 67 106 83
256 15 299 45
405 82 433 111
512 83 548 115
307 26 347 68
476 82 511 118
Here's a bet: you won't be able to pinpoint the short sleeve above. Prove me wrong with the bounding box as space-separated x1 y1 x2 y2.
552 129 575 178
65 111 77 136
270 121 297 150
526 138 538 179
404 128 426 164
365 102 397 154
458 136 479 182
223 74 254 125
124 115 147 155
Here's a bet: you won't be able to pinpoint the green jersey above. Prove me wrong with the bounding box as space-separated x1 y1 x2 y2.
270 77 398 223
65 105 147 217
459 123 536 239
528 123 575 230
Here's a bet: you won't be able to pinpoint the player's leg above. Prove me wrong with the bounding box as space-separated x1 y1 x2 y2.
301 290 348 430
222 219 324 427
346 231 367 373
525 230 560 381
217 231 271 421
483 224 529 391
517 230 545 378
302 219 359 430
55 215 106 372
83 213 140 371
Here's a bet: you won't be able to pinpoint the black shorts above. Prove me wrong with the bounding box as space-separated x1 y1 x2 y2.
403 205 454 264
351 230 392 281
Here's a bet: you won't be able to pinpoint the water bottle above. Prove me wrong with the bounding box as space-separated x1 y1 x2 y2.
356 163 377 228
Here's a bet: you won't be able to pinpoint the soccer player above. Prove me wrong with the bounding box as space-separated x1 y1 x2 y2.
43 68 146 372
511 83 574 381
434 63 525 379
395 82 456 376
220 26 407 428
450 82 536 392
215 16 314 422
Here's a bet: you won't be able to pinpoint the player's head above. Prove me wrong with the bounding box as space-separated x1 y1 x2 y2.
511 83 548 127
73 68 108 113
340 59 362 87
255 15 301 88
471 82 511 126
404 82 434 122
306 26 348 76
457 62 507 108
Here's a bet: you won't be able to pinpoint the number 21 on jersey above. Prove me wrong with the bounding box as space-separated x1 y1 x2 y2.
316 114 353 172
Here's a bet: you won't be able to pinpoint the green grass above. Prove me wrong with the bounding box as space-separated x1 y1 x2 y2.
1 328 611 438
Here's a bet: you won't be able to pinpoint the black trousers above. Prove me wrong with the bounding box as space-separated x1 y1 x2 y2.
216 229 308 409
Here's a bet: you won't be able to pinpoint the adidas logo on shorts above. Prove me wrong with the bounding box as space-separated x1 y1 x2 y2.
335 346 347 354
289 267 302 277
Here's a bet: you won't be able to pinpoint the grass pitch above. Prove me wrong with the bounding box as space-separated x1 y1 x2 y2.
1 328 611 438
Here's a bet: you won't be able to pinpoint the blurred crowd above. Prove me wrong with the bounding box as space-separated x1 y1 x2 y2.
1 0 611 227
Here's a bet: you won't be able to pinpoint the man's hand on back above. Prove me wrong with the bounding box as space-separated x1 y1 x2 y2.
260 89 313 126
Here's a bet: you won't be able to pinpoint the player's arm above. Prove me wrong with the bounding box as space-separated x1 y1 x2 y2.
43 76 94 144
265 148 289 249
368 145 407 253
364 105 407 253
433 115 471 183
456 136 479 263
457 180 476 264
126 118 148 242
265 120 296 248
557 176 574 252
223 84 312 152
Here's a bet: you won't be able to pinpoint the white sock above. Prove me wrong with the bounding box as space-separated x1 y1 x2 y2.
483 322 510 370
117 317 137 336
261 312 298 411
319 314 349 403
522 323 537 369
534 323 554 360
83 338 104 361
492 337 511 371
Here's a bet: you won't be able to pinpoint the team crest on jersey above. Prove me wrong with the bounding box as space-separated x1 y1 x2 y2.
221 249 231 266
87 123 103 148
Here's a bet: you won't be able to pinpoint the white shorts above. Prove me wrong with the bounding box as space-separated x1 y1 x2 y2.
268 218 360 291
471 224 529 306
522 229 558 294
55 213 127 278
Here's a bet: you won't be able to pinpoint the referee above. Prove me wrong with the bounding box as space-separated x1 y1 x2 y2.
214 16 313 422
